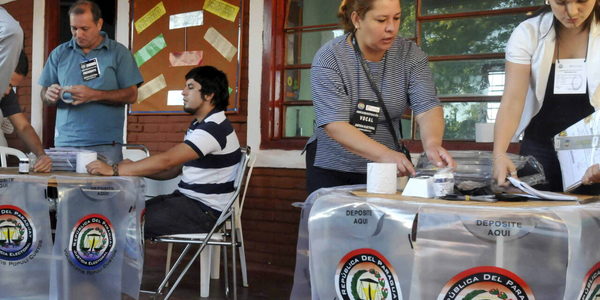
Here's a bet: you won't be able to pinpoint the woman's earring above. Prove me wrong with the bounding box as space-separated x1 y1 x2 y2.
545 0 549 5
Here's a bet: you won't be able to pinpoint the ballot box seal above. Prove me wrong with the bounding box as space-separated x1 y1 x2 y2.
438 266 534 300
335 248 401 300
577 261 600 299
0 205 36 262
67 214 115 272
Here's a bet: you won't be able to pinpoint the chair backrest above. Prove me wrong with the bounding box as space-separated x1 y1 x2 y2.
238 153 257 217
0 146 27 168
214 146 251 226
122 144 150 158
122 145 181 199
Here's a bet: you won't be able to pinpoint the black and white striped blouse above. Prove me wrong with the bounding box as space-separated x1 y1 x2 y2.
309 33 440 173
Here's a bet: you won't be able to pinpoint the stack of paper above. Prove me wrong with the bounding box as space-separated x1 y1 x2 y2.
508 177 578 201
45 148 80 171
554 111 600 191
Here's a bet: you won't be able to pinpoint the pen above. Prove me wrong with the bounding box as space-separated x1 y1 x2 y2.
440 194 497 202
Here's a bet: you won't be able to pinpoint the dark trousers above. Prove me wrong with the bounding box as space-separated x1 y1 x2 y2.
520 138 600 194
144 190 220 239
305 141 367 195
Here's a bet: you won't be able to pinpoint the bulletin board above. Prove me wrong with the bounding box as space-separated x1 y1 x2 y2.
130 0 242 114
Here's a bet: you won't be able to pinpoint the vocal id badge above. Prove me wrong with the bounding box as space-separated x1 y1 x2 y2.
80 58 101 81
350 99 381 134
554 58 587 94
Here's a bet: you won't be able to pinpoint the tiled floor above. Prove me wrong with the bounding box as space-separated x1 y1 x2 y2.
139 243 294 300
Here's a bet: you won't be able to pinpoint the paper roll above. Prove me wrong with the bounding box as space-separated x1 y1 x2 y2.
76 151 97 173
367 163 397 194
475 122 495 143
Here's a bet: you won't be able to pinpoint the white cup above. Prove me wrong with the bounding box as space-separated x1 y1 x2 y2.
76 151 97 173
366 163 397 194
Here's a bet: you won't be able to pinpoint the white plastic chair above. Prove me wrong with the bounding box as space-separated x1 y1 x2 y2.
0 146 27 167
122 145 181 199
148 147 251 300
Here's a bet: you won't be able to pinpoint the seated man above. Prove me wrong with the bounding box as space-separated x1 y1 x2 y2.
87 66 241 238
1 51 52 172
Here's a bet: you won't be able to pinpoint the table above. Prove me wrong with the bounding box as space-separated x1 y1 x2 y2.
0 169 145 300
290 185 600 300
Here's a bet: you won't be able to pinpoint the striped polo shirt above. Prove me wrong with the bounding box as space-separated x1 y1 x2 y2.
309 33 440 173
178 109 241 212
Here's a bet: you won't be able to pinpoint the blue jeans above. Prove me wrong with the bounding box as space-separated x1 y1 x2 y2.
72 143 123 165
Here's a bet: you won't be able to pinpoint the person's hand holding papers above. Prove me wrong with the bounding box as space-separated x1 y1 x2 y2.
582 164 600 185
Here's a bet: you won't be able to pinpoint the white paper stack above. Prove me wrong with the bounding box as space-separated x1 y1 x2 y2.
554 111 600 191
45 148 85 172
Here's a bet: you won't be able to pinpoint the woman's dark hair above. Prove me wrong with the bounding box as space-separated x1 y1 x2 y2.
185 66 230 111
530 0 600 38
338 0 376 33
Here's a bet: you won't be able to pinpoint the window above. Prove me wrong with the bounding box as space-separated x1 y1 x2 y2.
262 0 543 149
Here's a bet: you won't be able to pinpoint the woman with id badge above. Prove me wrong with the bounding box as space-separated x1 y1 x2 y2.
493 0 600 191
305 0 455 194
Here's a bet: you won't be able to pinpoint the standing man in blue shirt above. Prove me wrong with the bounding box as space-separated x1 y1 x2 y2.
39 0 143 164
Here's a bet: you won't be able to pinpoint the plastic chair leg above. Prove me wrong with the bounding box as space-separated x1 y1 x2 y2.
200 246 212 298
211 245 221 279
236 227 249 287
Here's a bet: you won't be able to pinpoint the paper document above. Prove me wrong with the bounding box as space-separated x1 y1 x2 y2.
554 111 600 191
508 177 577 201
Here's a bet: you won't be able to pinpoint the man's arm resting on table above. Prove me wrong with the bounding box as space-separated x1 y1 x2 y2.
87 143 200 177
143 164 182 180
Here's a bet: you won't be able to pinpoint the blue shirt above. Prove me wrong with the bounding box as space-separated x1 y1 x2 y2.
178 109 241 212
39 32 143 146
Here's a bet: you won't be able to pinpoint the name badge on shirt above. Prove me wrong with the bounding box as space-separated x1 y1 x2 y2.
350 99 381 135
554 58 587 94
80 58 101 81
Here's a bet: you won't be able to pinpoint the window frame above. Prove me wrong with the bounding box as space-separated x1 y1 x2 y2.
261 0 542 150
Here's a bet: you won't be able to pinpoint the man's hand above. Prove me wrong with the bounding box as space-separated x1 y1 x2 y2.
86 160 114 176
43 84 61 104
65 85 98 105
33 154 52 173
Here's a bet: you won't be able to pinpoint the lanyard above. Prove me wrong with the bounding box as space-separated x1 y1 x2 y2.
351 33 404 151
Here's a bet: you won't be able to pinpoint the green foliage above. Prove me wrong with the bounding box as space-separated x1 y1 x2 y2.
443 102 489 140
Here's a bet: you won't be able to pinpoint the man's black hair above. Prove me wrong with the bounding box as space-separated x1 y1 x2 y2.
185 66 230 111
69 0 102 23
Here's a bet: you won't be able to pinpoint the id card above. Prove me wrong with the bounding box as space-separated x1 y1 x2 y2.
554 58 586 94
350 99 381 134
80 58 101 81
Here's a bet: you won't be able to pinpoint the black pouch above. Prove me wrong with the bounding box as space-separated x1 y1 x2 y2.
400 142 412 164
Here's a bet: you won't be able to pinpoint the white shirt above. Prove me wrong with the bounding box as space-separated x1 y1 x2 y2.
505 13 600 139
